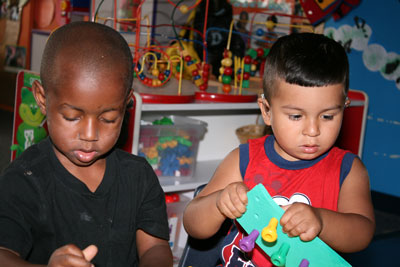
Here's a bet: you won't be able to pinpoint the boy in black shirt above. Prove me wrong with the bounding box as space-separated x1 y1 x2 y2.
0 21 172 266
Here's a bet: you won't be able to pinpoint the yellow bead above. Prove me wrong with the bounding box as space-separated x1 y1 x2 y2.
180 5 189 14
221 58 232 67
266 20 275 31
152 68 159 77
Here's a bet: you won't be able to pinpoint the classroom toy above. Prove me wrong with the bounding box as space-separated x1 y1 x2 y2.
261 217 278 243
239 229 259 253
138 116 206 177
236 184 352 267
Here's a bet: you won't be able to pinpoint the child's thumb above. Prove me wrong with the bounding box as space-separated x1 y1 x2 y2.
82 245 98 262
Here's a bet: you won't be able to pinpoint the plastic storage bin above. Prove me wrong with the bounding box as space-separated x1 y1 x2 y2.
166 194 190 259
138 115 207 178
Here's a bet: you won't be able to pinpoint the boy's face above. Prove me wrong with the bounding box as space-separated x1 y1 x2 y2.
259 79 347 161
34 62 128 169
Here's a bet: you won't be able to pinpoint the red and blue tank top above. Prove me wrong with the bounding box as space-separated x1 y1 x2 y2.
220 135 356 266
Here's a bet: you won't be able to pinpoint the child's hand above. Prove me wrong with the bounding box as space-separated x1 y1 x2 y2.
48 244 98 267
216 182 248 219
280 203 322 242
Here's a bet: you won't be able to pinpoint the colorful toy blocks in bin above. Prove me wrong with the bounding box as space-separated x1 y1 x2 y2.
138 115 207 178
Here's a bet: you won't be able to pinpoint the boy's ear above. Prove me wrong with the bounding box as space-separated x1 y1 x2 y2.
32 80 47 116
126 89 133 105
258 96 272 126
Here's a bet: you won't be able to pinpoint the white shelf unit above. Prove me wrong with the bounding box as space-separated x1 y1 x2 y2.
141 102 261 193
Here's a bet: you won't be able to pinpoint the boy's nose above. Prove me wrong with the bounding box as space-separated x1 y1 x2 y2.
79 117 99 141
302 119 320 137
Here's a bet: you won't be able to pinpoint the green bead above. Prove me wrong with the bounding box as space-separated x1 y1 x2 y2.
242 80 249 88
263 48 270 57
244 64 251 72
246 48 257 59
222 75 232 84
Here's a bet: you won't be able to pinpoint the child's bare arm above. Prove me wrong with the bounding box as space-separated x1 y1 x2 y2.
183 149 247 239
0 247 39 267
319 157 375 252
0 244 97 267
136 229 172 267
280 157 375 253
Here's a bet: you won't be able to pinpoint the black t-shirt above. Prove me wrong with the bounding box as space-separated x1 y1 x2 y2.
0 137 169 266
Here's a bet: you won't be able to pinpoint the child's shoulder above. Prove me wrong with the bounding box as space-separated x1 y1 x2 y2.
2 138 49 176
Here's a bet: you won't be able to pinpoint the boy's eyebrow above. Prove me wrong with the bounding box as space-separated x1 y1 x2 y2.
60 103 84 112
60 103 120 113
281 104 343 112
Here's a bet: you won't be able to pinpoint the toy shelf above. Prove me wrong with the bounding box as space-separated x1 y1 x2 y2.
160 160 220 193
141 102 261 193
142 102 259 111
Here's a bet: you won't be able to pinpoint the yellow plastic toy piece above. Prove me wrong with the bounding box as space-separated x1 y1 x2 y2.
261 217 278 243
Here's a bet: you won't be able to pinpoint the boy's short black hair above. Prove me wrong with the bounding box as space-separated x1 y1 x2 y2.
263 32 349 101
40 21 133 96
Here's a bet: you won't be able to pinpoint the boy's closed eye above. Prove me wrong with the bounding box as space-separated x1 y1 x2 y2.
289 114 302 121
321 114 334 120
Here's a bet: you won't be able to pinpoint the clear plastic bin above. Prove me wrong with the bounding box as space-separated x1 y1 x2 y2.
138 115 207 178
166 195 190 254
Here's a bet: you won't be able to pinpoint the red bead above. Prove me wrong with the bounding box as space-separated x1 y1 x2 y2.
147 78 153 86
243 72 250 80
202 76 208 83
223 49 229 58
244 55 252 64
224 67 233 76
165 194 173 203
257 47 264 57
171 193 180 202
143 77 149 84
222 84 231 93
199 84 207 91
202 70 209 77
158 73 165 81
192 70 199 76
184 55 191 62
203 63 210 71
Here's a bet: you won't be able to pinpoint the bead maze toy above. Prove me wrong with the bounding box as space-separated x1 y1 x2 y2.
236 184 351 267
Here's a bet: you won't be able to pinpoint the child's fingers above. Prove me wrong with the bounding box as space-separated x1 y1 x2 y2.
236 184 248 205
82 245 98 262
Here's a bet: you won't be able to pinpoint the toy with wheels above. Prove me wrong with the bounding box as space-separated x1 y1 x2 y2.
236 184 351 267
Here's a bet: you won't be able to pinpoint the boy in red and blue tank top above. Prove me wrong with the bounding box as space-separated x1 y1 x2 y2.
183 33 375 266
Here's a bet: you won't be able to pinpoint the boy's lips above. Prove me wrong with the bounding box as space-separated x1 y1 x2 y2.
74 150 97 162
301 144 319 154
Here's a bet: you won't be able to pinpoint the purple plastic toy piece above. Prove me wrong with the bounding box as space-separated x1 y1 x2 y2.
299 259 310 267
239 229 260 252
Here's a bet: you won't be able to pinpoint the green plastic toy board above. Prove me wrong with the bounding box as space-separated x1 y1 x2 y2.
236 184 351 267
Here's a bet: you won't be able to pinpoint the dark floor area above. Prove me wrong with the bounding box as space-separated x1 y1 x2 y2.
1 108 400 266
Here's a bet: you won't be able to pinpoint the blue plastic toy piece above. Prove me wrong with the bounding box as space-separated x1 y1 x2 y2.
236 184 352 267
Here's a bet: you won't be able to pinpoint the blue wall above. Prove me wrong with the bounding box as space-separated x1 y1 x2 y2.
325 0 400 197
